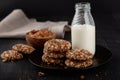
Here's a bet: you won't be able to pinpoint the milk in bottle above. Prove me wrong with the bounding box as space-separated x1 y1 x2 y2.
71 2 95 55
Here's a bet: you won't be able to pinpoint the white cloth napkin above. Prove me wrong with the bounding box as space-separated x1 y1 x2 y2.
0 9 69 38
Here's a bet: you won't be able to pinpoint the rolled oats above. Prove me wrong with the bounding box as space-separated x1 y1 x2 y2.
28 29 55 38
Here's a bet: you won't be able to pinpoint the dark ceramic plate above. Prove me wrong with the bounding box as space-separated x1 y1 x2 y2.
28 45 112 71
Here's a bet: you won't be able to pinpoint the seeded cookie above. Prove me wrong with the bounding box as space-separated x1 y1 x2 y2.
43 49 65 58
44 39 71 52
0 50 23 62
66 49 93 61
12 43 35 54
42 54 64 65
65 59 93 68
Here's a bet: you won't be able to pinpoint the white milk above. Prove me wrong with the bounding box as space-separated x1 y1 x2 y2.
71 24 95 55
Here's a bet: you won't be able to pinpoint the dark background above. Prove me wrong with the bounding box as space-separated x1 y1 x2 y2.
0 0 120 19
0 0 120 80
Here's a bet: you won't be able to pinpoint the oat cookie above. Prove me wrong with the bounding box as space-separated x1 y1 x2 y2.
44 39 71 52
0 50 23 62
66 49 93 61
43 49 65 58
65 59 93 68
12 43 35 54
42 54 64 64
43 52 65 59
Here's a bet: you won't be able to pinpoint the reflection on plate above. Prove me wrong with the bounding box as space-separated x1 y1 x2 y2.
28 45 112 71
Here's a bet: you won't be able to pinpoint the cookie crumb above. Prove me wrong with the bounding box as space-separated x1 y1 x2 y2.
99 72 102 74
38 72 45 77
80 75 85 80
104 72 107 76
64 66 68 69
96 74 99 77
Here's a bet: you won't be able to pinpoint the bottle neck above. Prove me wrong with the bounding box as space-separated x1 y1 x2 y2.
75 2 91 14
76 8 90 13
72 8 94 26
72 2 95 26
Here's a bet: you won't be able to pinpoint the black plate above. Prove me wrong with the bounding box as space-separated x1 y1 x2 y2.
28 45 112 71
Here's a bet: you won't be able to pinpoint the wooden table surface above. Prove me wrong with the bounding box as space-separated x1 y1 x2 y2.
0 14 120 80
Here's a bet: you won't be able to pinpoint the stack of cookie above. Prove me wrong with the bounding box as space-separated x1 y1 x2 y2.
65 49 93 68
42 39 71 65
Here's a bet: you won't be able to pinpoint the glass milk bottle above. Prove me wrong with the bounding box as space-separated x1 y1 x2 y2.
71 2 95 55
